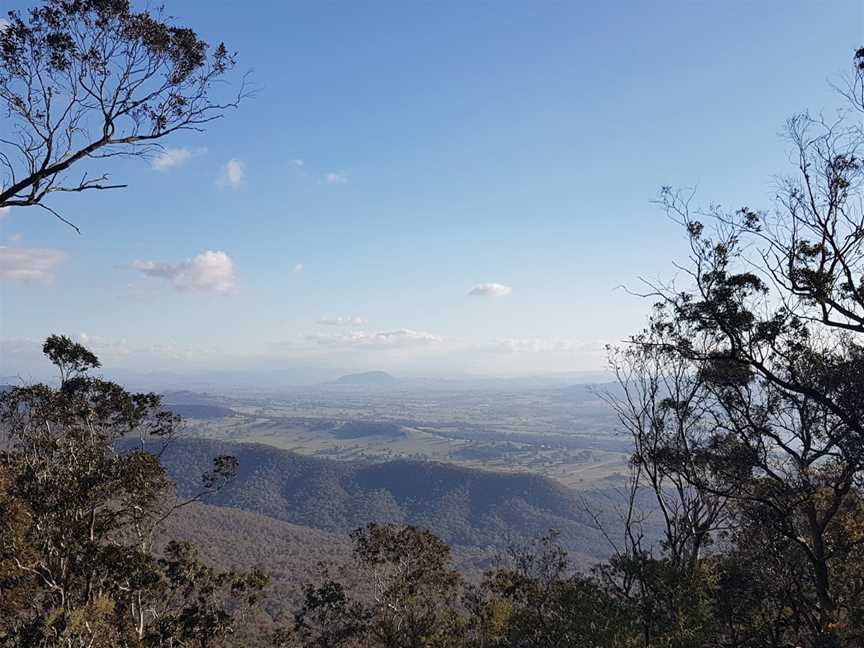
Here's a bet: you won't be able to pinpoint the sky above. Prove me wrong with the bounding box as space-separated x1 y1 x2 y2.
1 1 863 382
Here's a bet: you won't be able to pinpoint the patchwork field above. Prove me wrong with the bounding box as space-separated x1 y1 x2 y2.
170 383 632 489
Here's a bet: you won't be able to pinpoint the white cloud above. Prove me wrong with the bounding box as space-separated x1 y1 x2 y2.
132 250 236 294
293 263 304 273
485 337 606 354
78 333 132 359
292 159 304 167
307 329 443 349
76 333 211 363
324 172 348 185
217 159 245 189
135 341 206 361
316 316 368 327
0 207 10 219
0 247 65 283
151 147 205 172
468 283 512 297
1 335 220 376
152 147 190 171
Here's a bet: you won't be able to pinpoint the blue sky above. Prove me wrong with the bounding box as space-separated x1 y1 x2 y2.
1 1 862 379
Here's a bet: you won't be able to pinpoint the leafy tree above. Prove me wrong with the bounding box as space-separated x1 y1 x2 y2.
608 46 864 648
0 0 246 229
0 466 36 632
284 524 466 648
290 573 371 648
0 335 266 647
475 532 634 648
148 541 269 648
351 524 465 648
285 527 638 648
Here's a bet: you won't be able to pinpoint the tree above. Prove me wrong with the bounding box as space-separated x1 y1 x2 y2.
607 330 729 576
0 466 36 634
609 46 864 648
284 524 466 648
476 532 634 648
602 327 730 647
351 524 465 648
0 335 265 647
289 573 371 648
0 0 246 230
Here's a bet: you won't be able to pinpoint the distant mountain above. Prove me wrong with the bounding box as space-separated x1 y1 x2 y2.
146 437 633 562
333 370 397 386
50 367 616 394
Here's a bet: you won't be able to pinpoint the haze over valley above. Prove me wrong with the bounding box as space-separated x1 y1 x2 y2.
163 375 630 490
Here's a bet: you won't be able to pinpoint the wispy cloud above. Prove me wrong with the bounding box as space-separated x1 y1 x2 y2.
316 316 368 327
132 250 236 294
292 159 304 167
78 333 132 359
293 263 304 273
152 147 191 171
78 333 211 362
0 207 10 219
485 337 606 354
307 329 442 349
151 147 206 172
217 159 245 189
324 172 348 185
0 247 65 283
468 283 512 297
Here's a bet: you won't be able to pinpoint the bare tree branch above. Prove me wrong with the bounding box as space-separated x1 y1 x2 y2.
0 1 249 230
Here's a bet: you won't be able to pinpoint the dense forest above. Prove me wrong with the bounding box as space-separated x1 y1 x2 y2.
2 1 864 647
144 436 630 561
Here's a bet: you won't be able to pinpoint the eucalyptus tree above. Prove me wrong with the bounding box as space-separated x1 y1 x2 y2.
0 0 246 229
0 335 265 647
609 47 864 647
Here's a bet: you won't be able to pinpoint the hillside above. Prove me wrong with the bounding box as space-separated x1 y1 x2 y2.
150 437 625 562
158 502 353 626
158 500 496 630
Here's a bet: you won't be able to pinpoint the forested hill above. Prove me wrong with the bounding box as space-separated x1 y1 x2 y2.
157 501 499 633
149 437 621 562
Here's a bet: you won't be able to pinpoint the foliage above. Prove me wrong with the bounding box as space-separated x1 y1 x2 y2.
601 45 864 648
475 532 635 648
281 524 466 648
0 335 266 647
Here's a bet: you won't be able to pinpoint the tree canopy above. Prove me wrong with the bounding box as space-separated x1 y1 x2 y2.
0 335 266 647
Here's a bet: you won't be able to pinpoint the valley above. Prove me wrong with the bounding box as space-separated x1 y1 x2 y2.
146 436 648 565
166 381 631 489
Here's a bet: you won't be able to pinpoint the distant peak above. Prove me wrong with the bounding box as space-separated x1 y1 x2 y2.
333 371 397 385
